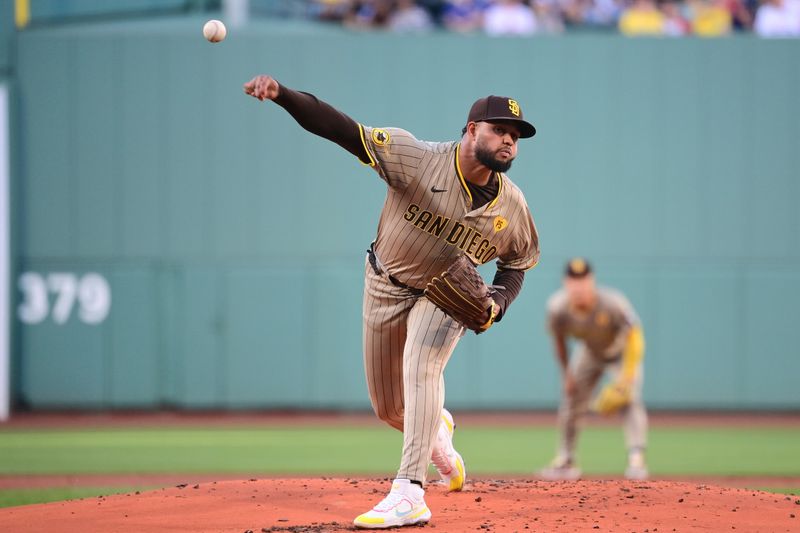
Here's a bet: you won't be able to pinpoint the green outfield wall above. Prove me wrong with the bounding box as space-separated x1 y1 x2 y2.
9 19 800 410
0 0 13 75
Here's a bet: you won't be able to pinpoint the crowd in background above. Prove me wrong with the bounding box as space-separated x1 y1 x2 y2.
308 0 800 36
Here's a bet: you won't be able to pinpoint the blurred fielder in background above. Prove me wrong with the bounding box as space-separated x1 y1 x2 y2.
539 258 649 481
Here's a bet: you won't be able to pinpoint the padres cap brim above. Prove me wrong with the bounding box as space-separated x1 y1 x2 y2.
482 117 536 139
467 95 537 139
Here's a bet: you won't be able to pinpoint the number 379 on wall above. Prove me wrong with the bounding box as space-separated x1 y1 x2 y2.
17 272 111 326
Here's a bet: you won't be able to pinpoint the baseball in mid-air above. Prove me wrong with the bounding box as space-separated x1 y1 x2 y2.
203 19 226 43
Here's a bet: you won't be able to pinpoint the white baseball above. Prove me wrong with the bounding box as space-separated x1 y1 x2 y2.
203 19 226 43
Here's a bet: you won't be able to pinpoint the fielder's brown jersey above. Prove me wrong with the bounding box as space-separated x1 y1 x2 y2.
546 287 640 360
360 125 540 289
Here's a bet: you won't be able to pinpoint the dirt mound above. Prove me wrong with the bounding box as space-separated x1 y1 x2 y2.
0 477 797 532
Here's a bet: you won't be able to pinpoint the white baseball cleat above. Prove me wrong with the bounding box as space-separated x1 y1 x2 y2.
353 479 431 529
539 457 582 481
624 464 649 480
430 408 466 491
625 451 649 480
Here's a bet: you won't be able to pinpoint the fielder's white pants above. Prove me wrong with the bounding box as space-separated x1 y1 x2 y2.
557 343 648 461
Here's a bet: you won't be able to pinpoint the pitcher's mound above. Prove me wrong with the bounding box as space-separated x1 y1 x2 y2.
0 477 797 532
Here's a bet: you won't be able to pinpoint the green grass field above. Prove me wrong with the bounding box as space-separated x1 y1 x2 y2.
1 424 798 508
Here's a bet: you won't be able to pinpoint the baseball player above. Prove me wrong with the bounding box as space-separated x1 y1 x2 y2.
539 258 649 481
244 75 540 528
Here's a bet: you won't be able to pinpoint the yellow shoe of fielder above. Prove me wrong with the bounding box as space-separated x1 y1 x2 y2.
353 479 431 529
430 408 466 491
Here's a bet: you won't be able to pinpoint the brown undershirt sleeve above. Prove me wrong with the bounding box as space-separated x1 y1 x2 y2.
491 268 525 322
273 84 371 164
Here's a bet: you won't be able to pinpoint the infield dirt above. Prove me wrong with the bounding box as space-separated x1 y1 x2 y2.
0 477 798 533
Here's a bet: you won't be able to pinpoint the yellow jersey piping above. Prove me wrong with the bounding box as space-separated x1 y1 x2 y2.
454 143 473 205
455 144 504 209
488 172 503 209
358 123 376 167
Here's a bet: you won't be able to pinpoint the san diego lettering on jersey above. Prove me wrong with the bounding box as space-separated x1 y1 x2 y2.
403 203 498 263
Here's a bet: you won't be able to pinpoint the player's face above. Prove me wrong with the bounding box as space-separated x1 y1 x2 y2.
473 121 520 173
564 275 596 311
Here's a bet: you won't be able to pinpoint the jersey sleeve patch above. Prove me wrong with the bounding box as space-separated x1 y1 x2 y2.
371 128 390 146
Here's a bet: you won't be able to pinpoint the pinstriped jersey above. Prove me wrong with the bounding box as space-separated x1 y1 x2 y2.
546 286 640 360
360 125 540 290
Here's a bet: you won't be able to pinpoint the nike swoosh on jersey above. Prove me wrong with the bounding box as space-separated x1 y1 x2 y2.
431 186 448 193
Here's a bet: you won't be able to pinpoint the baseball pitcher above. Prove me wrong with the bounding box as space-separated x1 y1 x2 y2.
540 258 649 481
244 75 540 528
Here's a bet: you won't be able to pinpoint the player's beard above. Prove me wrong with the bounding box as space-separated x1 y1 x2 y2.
474 141 514 173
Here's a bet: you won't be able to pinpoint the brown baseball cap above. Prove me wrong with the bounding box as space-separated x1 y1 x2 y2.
565 257 592 278
465 95 536 139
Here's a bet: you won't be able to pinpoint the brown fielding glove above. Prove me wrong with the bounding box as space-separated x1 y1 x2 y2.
592 382 632 416
424 255 498 334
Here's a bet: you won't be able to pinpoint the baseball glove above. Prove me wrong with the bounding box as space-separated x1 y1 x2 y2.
592 382 631 416
424 255 498 334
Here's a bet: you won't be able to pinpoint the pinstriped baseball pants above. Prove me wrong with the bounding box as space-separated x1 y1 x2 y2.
557 343 648 460
362 260 465 484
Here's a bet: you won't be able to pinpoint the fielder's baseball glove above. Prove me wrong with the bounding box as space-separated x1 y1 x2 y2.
592 382 631 416
424 255 498 334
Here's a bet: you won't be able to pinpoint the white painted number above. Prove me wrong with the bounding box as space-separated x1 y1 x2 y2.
16 273 48 324
17 272 111 325
47 273 78 325
77 273 111 325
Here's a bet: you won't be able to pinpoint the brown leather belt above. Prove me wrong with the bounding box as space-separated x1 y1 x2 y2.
367 244 424 296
